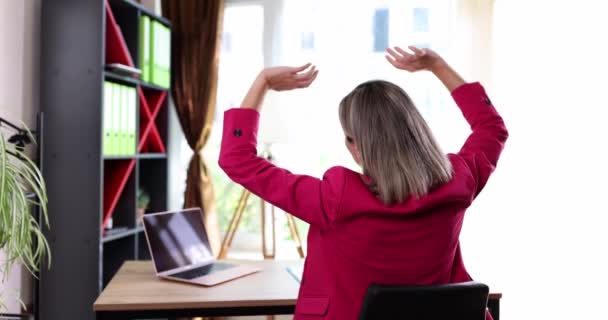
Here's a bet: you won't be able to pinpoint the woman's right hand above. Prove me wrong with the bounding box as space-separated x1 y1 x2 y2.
262 63 318 92
385 46 446 73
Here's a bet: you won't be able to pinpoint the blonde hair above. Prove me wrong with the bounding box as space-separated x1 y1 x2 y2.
339 80 453 205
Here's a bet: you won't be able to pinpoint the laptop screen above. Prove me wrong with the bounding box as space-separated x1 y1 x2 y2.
143 209 213 273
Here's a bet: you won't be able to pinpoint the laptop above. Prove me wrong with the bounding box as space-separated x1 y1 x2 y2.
142 208 260 286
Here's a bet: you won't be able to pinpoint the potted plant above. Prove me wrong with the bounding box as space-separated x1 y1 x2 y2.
137 188 150 224
0 128 50 310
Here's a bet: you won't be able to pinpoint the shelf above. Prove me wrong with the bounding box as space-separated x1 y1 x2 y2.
105 0 135 67
104 70 139 86
102 226 144 243
118 0 171 26
104 155 137 160
104 153 166 160
102 159 137 230
104 70 169 92
139 80 169 91
137 153 166 159
138 88 167 153
39 0 171 317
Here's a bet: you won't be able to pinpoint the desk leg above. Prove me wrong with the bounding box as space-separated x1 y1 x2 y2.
488 299 500 320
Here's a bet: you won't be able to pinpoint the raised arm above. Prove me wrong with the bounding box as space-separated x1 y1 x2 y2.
218 65 346 230
385 45 463 89
240 63 317 112
386 46 508 196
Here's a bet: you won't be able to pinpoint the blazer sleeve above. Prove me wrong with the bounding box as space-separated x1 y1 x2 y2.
451 82 509 197
218 108 345 230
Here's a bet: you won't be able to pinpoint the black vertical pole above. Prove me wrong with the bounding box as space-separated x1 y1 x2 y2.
32 112 44 320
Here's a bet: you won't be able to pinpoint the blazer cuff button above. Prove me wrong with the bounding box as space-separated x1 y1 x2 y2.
484 97 492 105
233 129 243 137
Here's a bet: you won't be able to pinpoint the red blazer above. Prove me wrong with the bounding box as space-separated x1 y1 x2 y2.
219 82 508 320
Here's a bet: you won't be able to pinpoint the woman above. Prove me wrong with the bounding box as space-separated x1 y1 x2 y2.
219 46 508 320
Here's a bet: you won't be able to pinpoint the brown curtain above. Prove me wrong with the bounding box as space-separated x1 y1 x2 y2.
162 0 224 255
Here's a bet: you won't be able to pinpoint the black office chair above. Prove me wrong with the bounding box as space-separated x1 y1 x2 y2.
359 281 489 320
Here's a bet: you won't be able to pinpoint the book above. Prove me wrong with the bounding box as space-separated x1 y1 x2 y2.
106 63 141 77
139 15 151 82
103 81 112 155
120 84 129 155
160 23 171 88
128 86 137 154
149 20 157 86
151 20 170 88
104 226 129 235
286 265 303 283
111 82 121 155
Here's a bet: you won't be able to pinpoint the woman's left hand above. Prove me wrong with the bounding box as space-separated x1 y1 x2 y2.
262 63 318 91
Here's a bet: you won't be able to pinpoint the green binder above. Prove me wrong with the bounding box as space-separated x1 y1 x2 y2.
103 81 112 156
151 20 170 88
160 24 171 88
118 85 123 155
150 20 160 87
139 15 151 82
111 82 121 155
121 85 130 155
128 87 137 155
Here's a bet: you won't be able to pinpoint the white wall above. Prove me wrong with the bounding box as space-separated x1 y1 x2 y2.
0 0 40 128
0 0 41 313
459 0 608 319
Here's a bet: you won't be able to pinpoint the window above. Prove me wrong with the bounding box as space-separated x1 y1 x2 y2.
301 31 315 50
221 32 232 53
192 0 459 259
413 7 430 32
203 4 265 256
373 8 389 52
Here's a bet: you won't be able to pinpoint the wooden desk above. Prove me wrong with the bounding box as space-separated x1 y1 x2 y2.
94 260 502 319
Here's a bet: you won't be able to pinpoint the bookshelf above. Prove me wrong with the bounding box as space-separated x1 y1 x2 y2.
39 0 171 318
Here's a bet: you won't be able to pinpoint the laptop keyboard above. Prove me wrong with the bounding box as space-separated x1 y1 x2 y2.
170 262 236 280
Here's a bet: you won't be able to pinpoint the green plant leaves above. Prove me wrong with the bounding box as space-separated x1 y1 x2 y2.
0 129 51 286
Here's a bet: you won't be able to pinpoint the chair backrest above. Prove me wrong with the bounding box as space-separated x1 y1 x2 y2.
359 281 489 320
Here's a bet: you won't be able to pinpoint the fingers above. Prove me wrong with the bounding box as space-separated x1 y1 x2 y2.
295 65 317 80
385 54 400 68
387 46 417 64
408 46 426 57
386 48 416 71
394 47 415 60
295 70 317 88
385 55 414 72
267 64 318 91
274 67 318 90
292 63 312 73
386 47 403 61
308 69 319 84
298 69 319 87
